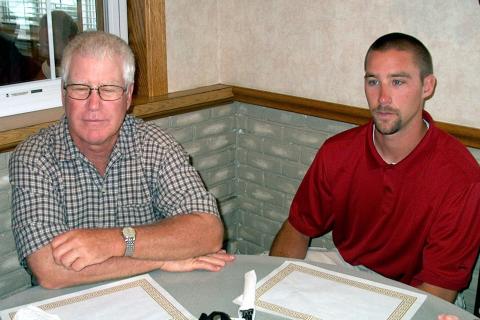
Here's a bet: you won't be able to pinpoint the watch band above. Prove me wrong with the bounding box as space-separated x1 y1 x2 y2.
122 227 136 257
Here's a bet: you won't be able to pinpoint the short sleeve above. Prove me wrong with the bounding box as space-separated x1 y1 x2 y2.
152 138 219 218
413 182 480 290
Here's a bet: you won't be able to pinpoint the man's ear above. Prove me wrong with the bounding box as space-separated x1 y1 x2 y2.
125 83 134 111
422 74 436 99
61 80 66 107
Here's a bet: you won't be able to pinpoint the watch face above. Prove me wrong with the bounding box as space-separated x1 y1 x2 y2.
123 227 135 237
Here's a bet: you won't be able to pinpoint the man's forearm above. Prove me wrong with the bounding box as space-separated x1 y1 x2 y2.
29 244 235 289
270 220 309 258
416 282 457 303
28 245 164 289
50 212 224 271
133 212 223 261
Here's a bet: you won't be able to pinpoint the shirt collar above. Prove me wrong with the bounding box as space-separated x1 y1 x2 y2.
113 114 137 160
367 110 435 167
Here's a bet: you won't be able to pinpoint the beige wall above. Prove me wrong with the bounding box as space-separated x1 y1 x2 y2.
166 0 480 129
165 0 219 92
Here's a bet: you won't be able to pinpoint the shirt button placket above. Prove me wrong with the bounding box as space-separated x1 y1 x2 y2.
381 165 395 215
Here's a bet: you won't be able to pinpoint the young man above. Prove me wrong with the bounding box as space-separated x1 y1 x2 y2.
270 32 480 304
9 31 234 289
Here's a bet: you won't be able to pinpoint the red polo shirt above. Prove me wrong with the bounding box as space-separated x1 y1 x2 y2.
289 111 480 290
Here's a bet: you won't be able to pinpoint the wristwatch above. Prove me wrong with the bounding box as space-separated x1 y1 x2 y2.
122 226 136 257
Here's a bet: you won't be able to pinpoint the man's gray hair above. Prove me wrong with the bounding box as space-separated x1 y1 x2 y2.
61 31 135 86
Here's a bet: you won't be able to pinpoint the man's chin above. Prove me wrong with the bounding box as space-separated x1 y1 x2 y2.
374 120 401 135
81 135 115 147
377 128 400 135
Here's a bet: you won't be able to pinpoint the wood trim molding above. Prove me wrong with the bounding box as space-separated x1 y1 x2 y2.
232 86 480 149
131 84 233 120
127 0 168 97
232 86 371 126
435 122 480 150
0 121 57 152
1 84 478 152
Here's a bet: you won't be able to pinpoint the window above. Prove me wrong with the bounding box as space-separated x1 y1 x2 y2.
0 0 127 119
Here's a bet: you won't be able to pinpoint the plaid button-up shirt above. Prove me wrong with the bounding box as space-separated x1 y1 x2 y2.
9 114 219 267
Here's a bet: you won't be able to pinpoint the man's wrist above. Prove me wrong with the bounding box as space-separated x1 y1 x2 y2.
122 227 136 257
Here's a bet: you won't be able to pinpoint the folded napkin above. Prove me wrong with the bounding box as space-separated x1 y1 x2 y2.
14 306 61 320
233 270 256 320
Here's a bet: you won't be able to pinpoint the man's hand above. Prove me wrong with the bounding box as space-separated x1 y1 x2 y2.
437 315 459 320
159 250 235 272
51 229 122 271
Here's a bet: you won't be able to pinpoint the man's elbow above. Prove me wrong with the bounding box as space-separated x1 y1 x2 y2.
34 271 71 289
37 279 65 290
27 254 73 289
210 218 225 252
199 213 224 252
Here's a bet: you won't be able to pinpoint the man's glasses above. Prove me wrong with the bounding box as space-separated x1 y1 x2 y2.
64 84 126 101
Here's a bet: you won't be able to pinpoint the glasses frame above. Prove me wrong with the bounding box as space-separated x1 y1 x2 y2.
64 83 127 101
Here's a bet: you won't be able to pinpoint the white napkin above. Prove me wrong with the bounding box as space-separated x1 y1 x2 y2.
13 306 61 320
234 270 256 320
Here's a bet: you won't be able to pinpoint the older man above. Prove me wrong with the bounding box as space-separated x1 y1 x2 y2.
9 31 233 289
270 33 480 305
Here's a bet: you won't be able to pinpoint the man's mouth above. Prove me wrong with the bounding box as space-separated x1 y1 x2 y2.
374 106 397 118
83 119 106 124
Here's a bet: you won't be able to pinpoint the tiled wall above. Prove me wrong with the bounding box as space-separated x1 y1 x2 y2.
1 102 479 313
232 103 355 253
0 152 31 298
149 104 239 241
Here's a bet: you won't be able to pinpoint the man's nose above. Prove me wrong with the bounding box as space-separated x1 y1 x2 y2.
86 89 101 109
378 84 392 105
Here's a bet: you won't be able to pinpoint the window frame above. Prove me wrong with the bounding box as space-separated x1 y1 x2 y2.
0 0 128 119
0 0 167 145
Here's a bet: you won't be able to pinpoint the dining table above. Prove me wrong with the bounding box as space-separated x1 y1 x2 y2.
0 255 477 320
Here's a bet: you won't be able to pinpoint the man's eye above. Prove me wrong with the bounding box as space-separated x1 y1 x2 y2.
367 79 379 86
392 79 404 86
102 86 122 93
72 86 89 92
